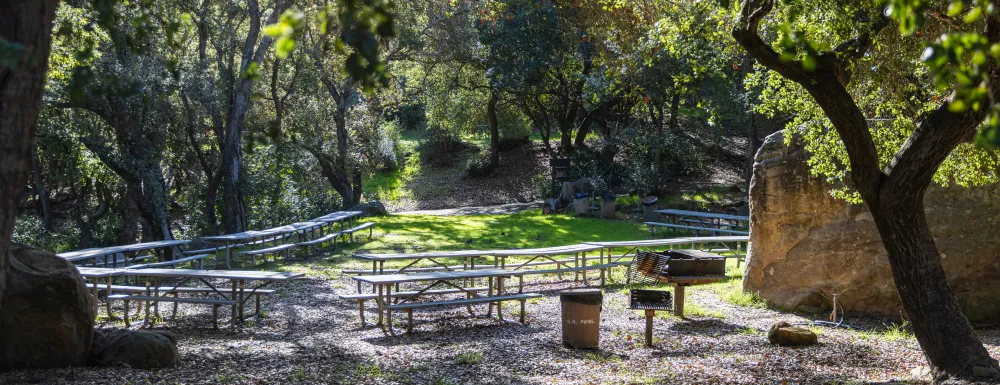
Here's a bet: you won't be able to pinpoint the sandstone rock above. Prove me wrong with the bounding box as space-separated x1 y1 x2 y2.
767 322 817 346
349 201 387 217
559 182 576 206
88 329 180 369
746 131 1000 323
0 244 95 369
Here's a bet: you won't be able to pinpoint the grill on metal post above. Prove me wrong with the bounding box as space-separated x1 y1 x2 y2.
627 251 673 347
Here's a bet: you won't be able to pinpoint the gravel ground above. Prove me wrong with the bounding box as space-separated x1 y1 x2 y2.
3 264 998 385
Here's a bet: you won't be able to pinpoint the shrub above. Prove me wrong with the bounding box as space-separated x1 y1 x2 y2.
418 127 474 167
464 154 496 178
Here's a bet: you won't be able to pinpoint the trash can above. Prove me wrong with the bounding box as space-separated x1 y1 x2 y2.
600 194 616 219
641 196 659 221
573 192 590 215
560 289 603 349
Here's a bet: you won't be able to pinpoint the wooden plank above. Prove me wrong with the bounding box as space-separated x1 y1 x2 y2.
118 268 304 281
489 244 603 256
108 295 234 305
75 267 124 278
353 269 514 284
338 287 488 300
386 293 543 310
59 239 191 261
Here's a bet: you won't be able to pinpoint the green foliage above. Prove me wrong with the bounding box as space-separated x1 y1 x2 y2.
454 351 483 365
463 154 495 178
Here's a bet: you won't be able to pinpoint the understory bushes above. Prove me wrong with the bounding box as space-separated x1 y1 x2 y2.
418 127 478 167
569 124 709 195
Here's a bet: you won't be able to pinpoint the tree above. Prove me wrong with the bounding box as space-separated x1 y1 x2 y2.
0 0 61 304
732 0 1000 380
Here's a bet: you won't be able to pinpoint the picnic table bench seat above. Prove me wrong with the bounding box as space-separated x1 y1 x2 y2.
102 286 276 323
513 263 618 277
386 293 544 333
339 286 489 324
644 222 750 236
109 294 235 329
237 243 295 265
342 222 375 241
341 257 582 275
184 247 221 255
296 231 344 252
127 254 209 270
88 254 154 268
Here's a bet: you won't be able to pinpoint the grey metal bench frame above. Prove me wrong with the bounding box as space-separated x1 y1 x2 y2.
339 286 489 325
110 294 235 329
386 293 543 333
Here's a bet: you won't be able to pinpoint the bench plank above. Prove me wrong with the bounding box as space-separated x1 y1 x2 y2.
238 243 295 256
339 287 488 301
386 293 543 310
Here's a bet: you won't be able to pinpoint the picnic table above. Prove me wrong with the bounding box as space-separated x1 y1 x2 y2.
654 209 749 230
117 268 304 328
59 240 192 268
351 269 540 334
77 267 125 317
199 212 360 268
352 243 609 290
585 235 749 264
487 244 606 284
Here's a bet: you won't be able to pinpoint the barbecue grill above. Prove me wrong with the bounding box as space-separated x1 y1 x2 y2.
626 250 727 346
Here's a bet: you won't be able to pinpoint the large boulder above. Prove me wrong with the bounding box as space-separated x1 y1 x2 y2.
746 131 1000 323
88 329 180 369
349 201 387 217
0 244 95 369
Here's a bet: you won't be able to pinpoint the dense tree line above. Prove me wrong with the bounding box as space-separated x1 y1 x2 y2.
12 0 760 251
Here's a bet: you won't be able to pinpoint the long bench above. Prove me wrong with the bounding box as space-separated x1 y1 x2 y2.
645 222 749 237
343 222 375 242
127 254 209 270
296 231 344 253
341 257 579 275
386 293 544 333
109 294 235 329
338 286 489 325
237 244 295 265
100 285 275 324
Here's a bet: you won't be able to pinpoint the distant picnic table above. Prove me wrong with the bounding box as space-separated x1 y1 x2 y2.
200 211 362 268
58 240 192 268
647 209 750 236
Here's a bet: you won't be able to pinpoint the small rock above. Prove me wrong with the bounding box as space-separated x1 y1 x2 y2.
88 329 179 369
767 322 817 346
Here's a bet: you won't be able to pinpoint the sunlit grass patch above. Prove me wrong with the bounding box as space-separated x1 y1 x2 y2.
455 351 483 365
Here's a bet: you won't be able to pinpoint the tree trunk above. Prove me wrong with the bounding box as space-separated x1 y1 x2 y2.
872 190 999 379
0 0 60 307
31 142 52 231
487 90 500 169
221 0 289 233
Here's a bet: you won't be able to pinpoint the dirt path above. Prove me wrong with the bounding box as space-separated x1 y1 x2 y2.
396 201 542 216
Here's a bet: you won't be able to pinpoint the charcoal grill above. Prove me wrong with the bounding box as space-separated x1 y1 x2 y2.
626 250 728 346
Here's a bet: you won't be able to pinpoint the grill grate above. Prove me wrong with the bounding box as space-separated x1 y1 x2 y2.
629 289 672 310
628 251 670 285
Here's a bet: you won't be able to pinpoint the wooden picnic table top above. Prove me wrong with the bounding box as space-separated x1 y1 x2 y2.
76 267 125 278
353 269 514 284
654 209 749 222
585 236 748 248
117 268 305 281
59 240 192 261
354 250 494 261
